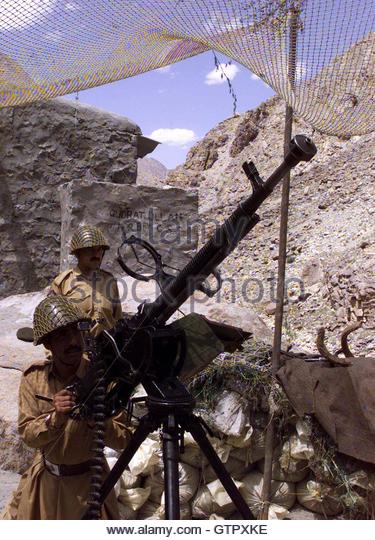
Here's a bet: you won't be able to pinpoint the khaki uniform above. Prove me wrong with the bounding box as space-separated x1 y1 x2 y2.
51 267 122 336
3 358 130 520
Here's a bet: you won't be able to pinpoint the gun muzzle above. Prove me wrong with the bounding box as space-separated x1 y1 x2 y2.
287 134 317 164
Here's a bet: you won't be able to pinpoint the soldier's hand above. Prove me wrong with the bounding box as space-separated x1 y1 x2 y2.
53 389 76 414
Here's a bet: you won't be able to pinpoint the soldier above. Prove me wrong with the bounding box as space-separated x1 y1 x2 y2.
2 295 130 520
51 224 122 336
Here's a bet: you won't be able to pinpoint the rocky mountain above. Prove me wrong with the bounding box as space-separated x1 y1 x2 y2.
167 95 375 355
137 157 168 187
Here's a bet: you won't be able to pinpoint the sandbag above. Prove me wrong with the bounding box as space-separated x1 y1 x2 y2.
258 445 309 483
206 478 245 518
128 437 162 476
180 433 208 469
118 486 152 512
104 446 119 459
208 436 232 463
203 456 252 483
192 483 244 520
106 456 122 498
160 462 200 505
138 501 191 520
296 479 344 516
144 472 165 504
282 433 314 462
226 424 253 448
240 471 295 518
192 486 216 519
203 390 249 437
138 500 164 520
118 501 138 519
231 429 266 464
120 468 142 491
145 462 200 505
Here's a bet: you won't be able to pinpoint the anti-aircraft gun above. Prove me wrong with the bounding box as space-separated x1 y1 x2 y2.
71 135 317 519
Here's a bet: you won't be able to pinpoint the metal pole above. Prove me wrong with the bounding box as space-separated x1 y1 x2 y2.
260 5 298 520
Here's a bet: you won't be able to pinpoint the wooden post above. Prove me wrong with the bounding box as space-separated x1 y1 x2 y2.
260 5 298 520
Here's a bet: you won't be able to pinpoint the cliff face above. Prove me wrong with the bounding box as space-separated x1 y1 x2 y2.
167 96 375 355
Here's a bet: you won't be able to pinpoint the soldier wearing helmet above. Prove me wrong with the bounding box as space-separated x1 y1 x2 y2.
2 296 130 520
50 224 122 336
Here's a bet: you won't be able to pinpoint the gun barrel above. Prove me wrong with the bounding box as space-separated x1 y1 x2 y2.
143 135 316 325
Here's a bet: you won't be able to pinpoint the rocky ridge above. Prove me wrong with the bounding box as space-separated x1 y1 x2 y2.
137 157 168 187
167 96 375 355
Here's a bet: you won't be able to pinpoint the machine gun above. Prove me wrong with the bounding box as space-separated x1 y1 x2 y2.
72 134 316 416
72 134 317 519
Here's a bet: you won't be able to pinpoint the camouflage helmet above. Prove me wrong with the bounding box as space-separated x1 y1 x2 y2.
33 295 89 345
70 224 110 254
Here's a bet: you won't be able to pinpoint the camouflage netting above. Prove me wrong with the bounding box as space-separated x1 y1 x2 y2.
0 1 374 136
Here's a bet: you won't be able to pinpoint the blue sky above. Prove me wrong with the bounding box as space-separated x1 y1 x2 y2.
65 52 275 169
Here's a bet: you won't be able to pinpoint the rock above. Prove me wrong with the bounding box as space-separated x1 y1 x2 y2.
0 98 144 299
286 504 323 520
137 157 168 187
0 368 35 473
0 469 21 514
360 241 370 249
184 133 227 171
302 258 324 288
200 303 273 345
298 292 311 302
59 180 199 277
230 105 268 157
0 289 47 370
265 302 277 316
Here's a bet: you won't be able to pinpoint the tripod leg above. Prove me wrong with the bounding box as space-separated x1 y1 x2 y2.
82 414 156 518
188 416 254 519
162 414 181 520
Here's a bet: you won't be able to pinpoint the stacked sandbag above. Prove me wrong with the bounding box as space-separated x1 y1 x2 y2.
104 375 375 520
255 419 375 519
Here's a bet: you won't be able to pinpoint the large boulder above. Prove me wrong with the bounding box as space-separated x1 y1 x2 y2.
0 367 34 473
0 469 21 514
0 290 46 371
59 180 199 277
0 98 141 300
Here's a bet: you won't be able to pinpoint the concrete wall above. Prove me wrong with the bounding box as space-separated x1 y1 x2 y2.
59 180 199 285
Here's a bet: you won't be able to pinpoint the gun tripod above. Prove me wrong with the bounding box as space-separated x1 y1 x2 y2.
83 377 253 519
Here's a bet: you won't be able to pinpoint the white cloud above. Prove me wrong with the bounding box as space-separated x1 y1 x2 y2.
251 73 260 81
149 128 197 147
0 0 55 30
156 65 171 74
205 63 239 86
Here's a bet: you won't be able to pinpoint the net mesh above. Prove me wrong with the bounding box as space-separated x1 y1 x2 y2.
0 0 374 136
